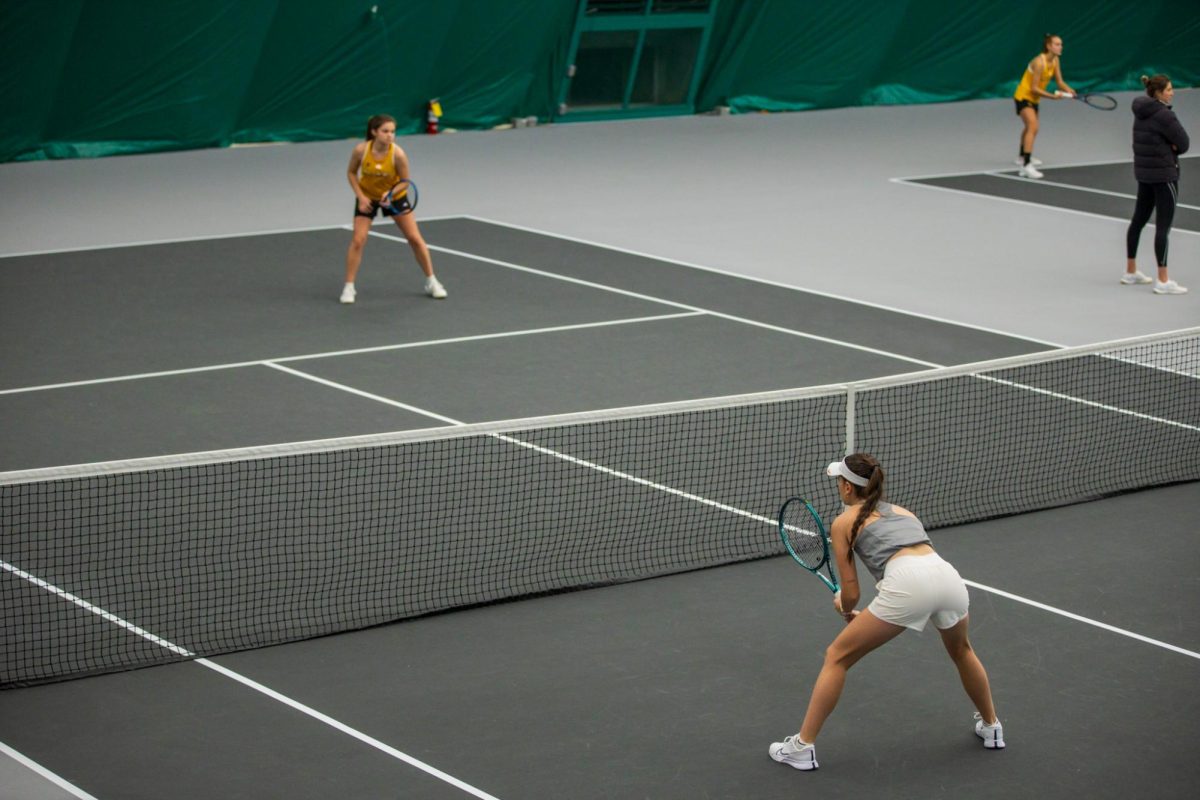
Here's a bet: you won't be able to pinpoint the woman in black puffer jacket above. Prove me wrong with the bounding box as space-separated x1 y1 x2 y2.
1125 74 1190 294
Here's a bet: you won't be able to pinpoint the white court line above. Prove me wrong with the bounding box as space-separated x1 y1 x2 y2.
197 660 502 800
271 361 777 528
0 215 463 259
263 363 463 425
368 229 942 368
450 215 1064 349
890 177 1200 237
893 154 1198 183
0 741 100 800
0 558 503 800
963 579 1200 660
977 373 1200 433
231 362 1200 662
984 171 1200 211
0 312 702 396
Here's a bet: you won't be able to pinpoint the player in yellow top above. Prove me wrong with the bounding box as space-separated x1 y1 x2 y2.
341 114 446 304
1012 34 1075 179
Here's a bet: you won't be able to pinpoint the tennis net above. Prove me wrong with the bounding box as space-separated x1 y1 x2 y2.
3 327 1197 687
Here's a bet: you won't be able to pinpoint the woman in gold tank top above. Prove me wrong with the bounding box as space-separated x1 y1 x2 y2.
341 114 446 304
1012 34 1075 179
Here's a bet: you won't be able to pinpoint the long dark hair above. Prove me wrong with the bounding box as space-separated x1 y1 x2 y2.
1141 74 1171 98
1042 33 1060 53
365 114 396 140
844 453 884 545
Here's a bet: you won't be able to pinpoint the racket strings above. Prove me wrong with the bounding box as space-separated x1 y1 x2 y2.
781 507 827 568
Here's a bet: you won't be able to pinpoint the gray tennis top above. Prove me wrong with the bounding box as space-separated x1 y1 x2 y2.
853 502 933 582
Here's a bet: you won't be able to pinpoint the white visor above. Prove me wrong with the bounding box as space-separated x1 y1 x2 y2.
826 459 869 487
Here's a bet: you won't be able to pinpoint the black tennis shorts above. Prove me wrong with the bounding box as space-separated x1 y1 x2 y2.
1014 99 1039 116
353 197 409 219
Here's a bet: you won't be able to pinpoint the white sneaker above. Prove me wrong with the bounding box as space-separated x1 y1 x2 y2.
974 713 1005 749
769 735 818 770
339 284 356 304
1018 164 1043 179
1153 280 1188 295
1014 156 1043 167
1120 271 1153 285
424 276 447 299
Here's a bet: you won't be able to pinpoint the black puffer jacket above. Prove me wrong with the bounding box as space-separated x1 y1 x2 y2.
1131 95 1189 183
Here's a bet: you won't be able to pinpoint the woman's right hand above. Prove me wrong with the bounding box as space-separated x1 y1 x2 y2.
357 196 374 214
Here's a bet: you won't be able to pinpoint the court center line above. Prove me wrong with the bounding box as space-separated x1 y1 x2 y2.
368 230 941 369
0 741 100 800
983 171 1200 211
0 312 704 396
262 363 464 424
0 559 503 800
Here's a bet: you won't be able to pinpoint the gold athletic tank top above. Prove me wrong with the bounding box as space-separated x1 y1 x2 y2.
358 142 396 201
1013 55 1056 104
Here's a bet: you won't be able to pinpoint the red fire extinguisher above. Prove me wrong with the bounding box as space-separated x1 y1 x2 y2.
426 99 442 134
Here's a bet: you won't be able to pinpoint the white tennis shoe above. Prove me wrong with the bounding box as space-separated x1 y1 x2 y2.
1014 156 1043 167
769 735 818 770
1153 280 1188 295
424 276 447 299
1120 271 1153 285
974 713 1005 749
339 283 356 304
1018 164 1044 179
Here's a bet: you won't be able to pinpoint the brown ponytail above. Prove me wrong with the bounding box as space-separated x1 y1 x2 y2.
844 453 885 546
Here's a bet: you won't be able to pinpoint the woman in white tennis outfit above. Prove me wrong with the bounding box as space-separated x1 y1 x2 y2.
769 453 1003 771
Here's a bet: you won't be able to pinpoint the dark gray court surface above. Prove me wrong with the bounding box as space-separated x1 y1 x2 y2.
903 156 1200 232
2 215 1199 799
0 218 1048 472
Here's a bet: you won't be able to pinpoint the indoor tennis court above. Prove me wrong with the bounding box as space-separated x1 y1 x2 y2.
2 3 1199 799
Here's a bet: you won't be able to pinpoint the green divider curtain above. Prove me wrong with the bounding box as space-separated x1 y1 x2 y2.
0 0 574 161
1 0 1195 162
695 0 1200 113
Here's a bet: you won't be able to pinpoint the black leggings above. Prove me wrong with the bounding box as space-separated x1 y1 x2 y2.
1126 181 1178 267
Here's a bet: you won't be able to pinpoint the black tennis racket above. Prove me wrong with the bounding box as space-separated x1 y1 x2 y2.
383 179 418 215
778 497 839 593
1068 92 1117 110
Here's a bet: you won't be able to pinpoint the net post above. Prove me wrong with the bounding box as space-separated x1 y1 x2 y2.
845 383 856 456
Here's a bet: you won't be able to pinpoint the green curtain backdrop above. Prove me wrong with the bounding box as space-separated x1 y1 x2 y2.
0 0 575 161
1 0 1195 162
695 0 1200 113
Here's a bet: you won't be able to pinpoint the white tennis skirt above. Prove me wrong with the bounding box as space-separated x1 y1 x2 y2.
867 551 969 632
